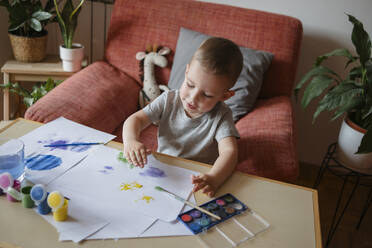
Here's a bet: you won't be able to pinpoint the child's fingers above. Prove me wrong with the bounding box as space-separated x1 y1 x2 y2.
207 191 215 198
140 149 147 165
134 150 145 168
201 185 213 194
192 181 206 192
129 151 139 166
201 185 215 197
191 174 203 183
191 177 203 184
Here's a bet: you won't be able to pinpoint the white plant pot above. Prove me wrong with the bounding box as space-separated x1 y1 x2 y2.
336 118 372 171
59 43 84 72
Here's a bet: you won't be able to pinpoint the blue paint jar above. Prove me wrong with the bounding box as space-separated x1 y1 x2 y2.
0 139 25 180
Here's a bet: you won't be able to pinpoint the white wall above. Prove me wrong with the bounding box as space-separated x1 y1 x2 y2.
1 0 372 165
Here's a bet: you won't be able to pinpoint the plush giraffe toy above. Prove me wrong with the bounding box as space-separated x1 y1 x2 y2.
136 44 170 108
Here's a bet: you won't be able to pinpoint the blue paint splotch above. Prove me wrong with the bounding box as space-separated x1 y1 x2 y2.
139 167 166 178
25 154 62 171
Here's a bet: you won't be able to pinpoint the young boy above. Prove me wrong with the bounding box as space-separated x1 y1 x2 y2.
122 37 243 197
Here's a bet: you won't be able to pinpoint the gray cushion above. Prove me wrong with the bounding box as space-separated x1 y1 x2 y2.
168 27 274 122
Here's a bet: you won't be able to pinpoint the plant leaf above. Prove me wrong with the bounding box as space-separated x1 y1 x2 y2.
363 105 372 119
294 66 339 100
44 78 55 91
348 66 363 81
347 14 371 66
30 18 42 32
313 82 362 121
301 75 334 108
315 48 354 66
32 10 52 21
332 96 364 121
356 125 372 154
23 97 34 108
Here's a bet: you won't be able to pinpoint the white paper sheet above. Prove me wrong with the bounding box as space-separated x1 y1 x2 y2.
19 117 116 185
139 195 195 237
39 190 110 243
42 186 157 242
87 195 196 240
49 145 196 222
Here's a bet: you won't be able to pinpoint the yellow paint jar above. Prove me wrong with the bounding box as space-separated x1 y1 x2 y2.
53 199 68 222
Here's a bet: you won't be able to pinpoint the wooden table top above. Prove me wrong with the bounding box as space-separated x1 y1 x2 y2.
0 118 322 248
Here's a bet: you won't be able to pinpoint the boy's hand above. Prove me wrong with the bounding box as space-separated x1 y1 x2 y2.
191 174 218 198
123 139 151 168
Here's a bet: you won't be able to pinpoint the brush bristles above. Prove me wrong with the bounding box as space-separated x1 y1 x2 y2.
154 186 164 191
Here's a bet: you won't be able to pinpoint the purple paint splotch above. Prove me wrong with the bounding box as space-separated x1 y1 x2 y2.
47 140 69 151
70 143 91 152
139 167 166 178
98 165 114 174
39 139 92 152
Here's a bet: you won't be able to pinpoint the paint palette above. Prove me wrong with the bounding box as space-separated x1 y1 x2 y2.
178 193 248 234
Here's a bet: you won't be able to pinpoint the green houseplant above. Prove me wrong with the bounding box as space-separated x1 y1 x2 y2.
54 0 84 49
0 0 55 62
53 0 85 72
0 78 62 108
295 14 372 167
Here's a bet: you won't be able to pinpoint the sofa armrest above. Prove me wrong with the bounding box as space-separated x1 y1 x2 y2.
25 61 141 134
235 96 298 181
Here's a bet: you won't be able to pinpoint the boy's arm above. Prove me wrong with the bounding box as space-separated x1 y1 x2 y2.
192 136 238 197
122 110 152 167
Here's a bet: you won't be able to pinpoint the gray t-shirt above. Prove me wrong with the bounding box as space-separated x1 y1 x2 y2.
143 90 240 164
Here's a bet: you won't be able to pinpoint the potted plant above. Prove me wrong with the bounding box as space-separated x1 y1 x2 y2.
0 0 55 62
54 0 85 72
295 14 372 170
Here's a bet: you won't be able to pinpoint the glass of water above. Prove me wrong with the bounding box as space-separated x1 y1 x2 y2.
0 138 25 180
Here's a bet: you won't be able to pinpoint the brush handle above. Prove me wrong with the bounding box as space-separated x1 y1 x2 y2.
183 199 221 220
44 142 103 147
156 186 221 220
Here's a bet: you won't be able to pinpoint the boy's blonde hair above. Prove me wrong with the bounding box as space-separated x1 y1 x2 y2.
191 37 243 88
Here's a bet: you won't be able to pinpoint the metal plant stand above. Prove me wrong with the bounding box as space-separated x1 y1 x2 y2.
314 142 372 248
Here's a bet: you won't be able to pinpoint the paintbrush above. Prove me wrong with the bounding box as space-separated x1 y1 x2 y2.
154 186 221 220
44 142 104 147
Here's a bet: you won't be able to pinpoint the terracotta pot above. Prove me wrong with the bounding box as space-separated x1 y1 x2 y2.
59 43 84 72
8 32 47 62
336 117 372 171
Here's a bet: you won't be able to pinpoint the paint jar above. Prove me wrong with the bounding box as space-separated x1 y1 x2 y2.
53 199 69 221
37 193 52 215
21 186 35 208
30 184 51 215
0 138 25 180
7 179 21 202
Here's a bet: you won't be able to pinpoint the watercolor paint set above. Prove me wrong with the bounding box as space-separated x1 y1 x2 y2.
178 193 270 248
178 193 248 234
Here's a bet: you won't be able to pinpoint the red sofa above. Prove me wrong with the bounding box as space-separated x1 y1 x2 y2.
25 0 303 182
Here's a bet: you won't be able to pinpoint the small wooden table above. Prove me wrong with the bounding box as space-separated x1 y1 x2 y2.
1 56 75 121
0 119 322 248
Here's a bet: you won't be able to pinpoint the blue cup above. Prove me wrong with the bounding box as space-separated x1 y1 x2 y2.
0 138 25 180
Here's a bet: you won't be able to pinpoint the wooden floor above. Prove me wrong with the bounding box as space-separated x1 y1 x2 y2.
295 162 372 248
